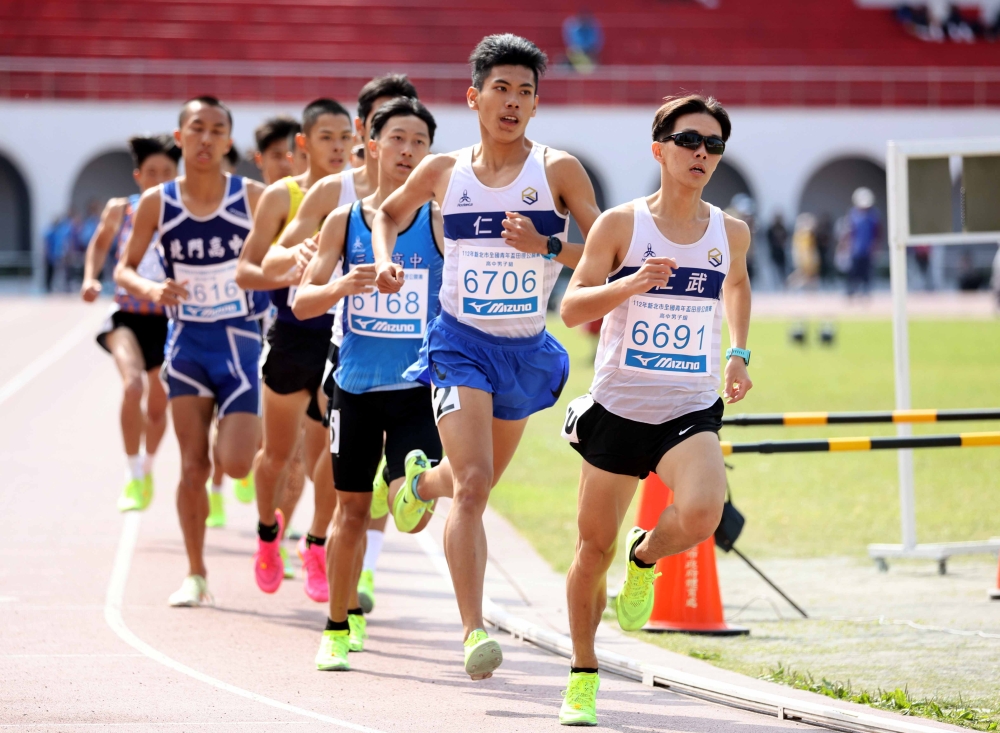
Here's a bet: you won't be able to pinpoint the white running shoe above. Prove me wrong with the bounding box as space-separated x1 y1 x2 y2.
168 574 213 607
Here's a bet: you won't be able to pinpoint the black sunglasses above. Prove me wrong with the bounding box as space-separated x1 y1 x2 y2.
659 131 726 155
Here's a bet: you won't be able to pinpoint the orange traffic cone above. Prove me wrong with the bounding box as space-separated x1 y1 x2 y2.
990 553 1000 600
634 474 748 635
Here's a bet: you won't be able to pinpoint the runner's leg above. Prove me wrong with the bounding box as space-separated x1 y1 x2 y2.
170 396 216 578
276 434 307 528
105 327 145 461
216 411 261 481
144 366 168 460
253 386 310 526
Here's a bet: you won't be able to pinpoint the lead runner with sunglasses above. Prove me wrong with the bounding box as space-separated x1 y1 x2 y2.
555 95 753 727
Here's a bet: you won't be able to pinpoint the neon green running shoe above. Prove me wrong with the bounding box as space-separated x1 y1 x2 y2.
370 455 389 519
205 488 226 528
142 473 154 508
391 450 433 533
559 671 600 726
348 613 368 652
315 629 350 671
357 569 376 614
234 472 255 504
463 628 502 679
280 545 295 579
616 527 660 631
117 478 146 513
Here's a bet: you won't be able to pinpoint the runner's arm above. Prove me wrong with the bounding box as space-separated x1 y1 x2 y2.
235 183 298 291
560 206 676 328
373 154 452 293
721 216 753 404
266 176 339 279
113 189 189 306
81 198 125 302
293 205 375 320
245 180 266 217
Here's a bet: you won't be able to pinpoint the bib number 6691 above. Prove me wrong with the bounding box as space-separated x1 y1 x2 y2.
630 321 705 352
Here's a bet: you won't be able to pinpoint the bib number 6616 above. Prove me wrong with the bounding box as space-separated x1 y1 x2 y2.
462 268 536 295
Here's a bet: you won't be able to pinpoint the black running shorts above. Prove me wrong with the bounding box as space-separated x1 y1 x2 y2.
97 310 169 371
330 384 442 493
262 319 330 422
570 398 724 478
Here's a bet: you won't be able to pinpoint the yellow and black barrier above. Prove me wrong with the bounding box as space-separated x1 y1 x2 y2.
723 408 1000 427
720 431 1000 455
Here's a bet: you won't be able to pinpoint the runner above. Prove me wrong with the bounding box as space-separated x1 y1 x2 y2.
115 96 268 607
253 116 300 184
557 95 752 725
273 73 420 614
81 134 180 512
295 96 445 671
235 98 354 602
372 34 600 680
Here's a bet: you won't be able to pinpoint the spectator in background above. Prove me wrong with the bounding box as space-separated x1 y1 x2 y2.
991 245 1000 311
788 213 820 290
726 193 756 282
846 187 880 297
814 212 835 285
563 10 604 73
913 245 933 290
44 213 74 292
767 211 789 286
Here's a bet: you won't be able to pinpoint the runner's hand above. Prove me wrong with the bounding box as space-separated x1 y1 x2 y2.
81 278 102 302
375 262 404 293
626 256 677 295
341 263 378 296
148 279 189 306
501 212 546 254
723 357 753 404
284 238 318 285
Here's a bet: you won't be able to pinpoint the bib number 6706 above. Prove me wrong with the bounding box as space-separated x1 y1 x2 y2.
463 269 536 295
631 321 705 351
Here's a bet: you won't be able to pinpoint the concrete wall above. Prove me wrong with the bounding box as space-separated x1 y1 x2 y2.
1 100 999 287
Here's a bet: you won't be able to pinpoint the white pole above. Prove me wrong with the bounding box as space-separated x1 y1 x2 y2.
887 142 917 551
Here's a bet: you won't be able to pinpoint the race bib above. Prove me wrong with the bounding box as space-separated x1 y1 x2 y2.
561 393 595 443
328 408 341 454
619 295 715 378
431 382 461 425
347 269 428 338
174 260 248 323
458 244 542 319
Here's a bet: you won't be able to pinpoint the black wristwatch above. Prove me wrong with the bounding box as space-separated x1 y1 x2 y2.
543 235 563 260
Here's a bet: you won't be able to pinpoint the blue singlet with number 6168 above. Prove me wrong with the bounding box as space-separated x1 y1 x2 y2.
335 200 443 394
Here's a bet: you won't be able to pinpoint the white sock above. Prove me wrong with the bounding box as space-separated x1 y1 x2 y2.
363 529 384 573
126 454 144 481
210 481 224 494
141 450 155 477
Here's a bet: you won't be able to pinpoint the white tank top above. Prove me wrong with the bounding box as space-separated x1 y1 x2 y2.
590 198 729 424
330 168 361 347
440 143 567 338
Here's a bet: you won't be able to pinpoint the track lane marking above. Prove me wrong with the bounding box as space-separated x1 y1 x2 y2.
0 317 96 407
104 513 385 733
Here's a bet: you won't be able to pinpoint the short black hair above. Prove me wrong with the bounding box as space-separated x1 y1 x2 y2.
127 134 181 169
469 34 548 91
179 96 233 131
370 97 437 145
255 116 300 154
357 74 418 124
302 98 352 135
652 95 732 143
224 145 241 168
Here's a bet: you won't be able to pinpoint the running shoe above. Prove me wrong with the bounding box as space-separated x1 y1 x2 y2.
142 473 154 508
370 455 389 519
280 545 295 580
298 536 328 602
357 569 376 614
234 472 255 504
168 574 212 607
391 449 433 533
616 527 660 631
559 671 600 726
348 613 368 652
254 509 285 594
205 488 226 528
117 478 146 513
315 629 350 671
463 628 502 679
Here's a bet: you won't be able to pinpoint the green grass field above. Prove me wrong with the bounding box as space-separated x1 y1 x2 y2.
491 316 1000 573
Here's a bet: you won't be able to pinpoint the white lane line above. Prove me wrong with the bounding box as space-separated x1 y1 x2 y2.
104 513 385 733
0 723 310 728
3 653 144 658
0 318 96 407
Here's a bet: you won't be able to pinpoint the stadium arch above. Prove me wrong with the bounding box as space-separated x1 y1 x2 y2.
798 155 887 241
0 148 32 269
70 149 136 219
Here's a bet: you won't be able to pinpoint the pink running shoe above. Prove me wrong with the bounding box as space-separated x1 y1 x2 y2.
254 509 285 594
298 535 329 603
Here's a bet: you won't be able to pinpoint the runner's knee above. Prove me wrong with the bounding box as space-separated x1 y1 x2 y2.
676 498 723 544
122 373 144 402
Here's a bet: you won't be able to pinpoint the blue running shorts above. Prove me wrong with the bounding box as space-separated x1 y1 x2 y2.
403 311 569 421
162 320 262 418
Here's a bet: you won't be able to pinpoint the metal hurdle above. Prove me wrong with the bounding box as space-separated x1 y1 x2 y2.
724 408 1000 427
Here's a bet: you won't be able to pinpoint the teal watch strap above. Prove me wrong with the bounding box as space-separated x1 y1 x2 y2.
726 347 751 365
